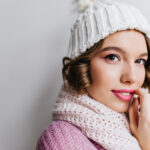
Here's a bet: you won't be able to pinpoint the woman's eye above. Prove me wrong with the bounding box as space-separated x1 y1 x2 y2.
104 54 119 62
136 59 146 65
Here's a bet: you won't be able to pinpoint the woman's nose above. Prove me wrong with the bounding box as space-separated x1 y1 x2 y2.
120 63 137 84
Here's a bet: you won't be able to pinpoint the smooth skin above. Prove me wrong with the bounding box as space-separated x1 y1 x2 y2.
87 29 148 113
129 89 150 150
87 29 150 150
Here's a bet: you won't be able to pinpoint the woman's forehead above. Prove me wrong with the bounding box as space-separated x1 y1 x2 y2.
100 30 148 54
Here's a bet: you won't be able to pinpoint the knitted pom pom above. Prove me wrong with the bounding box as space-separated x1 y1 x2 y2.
75 0 96 12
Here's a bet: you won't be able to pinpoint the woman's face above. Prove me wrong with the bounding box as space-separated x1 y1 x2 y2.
87 30 148 113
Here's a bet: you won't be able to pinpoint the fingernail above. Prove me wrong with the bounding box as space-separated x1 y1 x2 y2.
133 94 138 99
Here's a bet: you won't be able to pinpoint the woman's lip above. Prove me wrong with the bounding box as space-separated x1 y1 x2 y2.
112 89 135 93
112 90 133 101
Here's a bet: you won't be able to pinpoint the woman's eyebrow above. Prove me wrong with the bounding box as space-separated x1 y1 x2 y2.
99 46 148 57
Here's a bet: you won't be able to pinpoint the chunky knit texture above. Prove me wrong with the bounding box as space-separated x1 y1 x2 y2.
36 120 104 150
68 0 150 57
52 85 141 150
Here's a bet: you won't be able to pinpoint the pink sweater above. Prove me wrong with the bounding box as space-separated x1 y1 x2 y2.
36 120 105 150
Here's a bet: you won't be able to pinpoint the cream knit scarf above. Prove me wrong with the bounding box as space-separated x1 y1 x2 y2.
52 86 141 150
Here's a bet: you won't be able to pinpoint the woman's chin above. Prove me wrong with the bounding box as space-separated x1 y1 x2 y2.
108 102 129 113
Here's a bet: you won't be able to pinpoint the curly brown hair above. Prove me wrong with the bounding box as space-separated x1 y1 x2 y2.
62 35 150 94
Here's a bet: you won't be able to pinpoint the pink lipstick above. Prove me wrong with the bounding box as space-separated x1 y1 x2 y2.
112 89 135 101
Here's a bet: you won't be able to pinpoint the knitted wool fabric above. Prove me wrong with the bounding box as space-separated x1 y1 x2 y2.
36 120 105 150
68 0 150 57
52 85 141 150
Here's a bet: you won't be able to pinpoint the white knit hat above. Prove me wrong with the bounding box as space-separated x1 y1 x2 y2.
68 0 150 57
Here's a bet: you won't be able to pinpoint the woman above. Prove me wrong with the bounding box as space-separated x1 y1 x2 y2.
36 0 150 149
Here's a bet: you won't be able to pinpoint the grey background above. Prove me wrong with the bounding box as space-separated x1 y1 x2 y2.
0 0 150 150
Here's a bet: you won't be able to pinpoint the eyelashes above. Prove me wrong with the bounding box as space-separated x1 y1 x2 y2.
104 54 147 65
135 59 147 65
104 54 119 62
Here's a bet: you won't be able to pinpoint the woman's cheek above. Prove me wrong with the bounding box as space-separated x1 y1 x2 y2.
94 66 118 83
90 57 121 84
139 72 146 86
138 66 146 81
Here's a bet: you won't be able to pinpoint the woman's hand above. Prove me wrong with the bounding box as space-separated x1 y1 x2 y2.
128 88 150 150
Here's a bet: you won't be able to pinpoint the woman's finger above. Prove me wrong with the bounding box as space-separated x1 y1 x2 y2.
128 98 139 137
134 88 150 118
